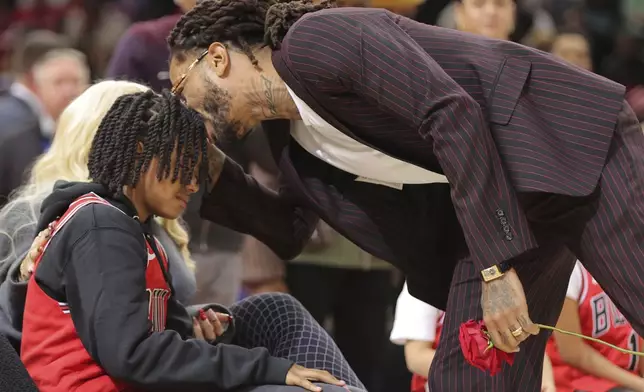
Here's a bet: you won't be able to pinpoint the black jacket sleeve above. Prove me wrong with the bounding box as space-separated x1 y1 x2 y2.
63 226 293 390
164 296 194 338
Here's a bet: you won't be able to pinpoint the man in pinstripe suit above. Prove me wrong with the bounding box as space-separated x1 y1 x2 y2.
168 2 638 390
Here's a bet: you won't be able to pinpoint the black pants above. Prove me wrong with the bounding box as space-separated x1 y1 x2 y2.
286 264 393 392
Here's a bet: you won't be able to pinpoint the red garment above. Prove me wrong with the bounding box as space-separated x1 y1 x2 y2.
411 312 445 392
546 265 640 392
21 193 171 392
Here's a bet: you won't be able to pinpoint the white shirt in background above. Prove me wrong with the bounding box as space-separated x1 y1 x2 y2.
566 261 588 302
390 282 443 345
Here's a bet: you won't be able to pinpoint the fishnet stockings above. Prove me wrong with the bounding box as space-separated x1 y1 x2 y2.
230 293 364 389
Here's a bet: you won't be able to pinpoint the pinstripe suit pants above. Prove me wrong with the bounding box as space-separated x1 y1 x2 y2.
429 102 644 391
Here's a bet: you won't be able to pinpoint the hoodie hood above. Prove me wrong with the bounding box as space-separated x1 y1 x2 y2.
37 181 111 233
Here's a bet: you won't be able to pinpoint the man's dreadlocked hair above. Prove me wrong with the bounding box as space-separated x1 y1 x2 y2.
88 90 208 194
168 0 336 66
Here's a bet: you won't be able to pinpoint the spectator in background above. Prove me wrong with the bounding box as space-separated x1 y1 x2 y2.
107 0 197 91
0 31 88 204
438 0 516 40
433 0 555 46
0 0 86 73
107 0 244 307
546 262 644 392
548 28 593 71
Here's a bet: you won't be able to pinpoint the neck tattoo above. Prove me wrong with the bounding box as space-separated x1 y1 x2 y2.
261 75 279 117
244 74 294 120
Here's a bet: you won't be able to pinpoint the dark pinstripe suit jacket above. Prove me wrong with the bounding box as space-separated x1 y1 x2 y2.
201 8 626 308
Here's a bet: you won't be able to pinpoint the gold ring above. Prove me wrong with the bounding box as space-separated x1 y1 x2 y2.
511 327 524 337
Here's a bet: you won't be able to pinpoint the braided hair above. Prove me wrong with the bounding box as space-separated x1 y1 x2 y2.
168 0 336 66
88 90 208 195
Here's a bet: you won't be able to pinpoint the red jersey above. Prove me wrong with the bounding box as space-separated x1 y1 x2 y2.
411 311 445 392
21 193 171 392
546 263 639 392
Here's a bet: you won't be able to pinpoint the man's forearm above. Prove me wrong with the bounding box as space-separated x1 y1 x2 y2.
200 156 317 260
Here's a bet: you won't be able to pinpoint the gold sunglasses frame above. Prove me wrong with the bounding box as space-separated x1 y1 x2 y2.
171 49 209 95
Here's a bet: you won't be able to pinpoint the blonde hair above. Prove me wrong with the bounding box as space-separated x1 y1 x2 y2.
0 80 194 277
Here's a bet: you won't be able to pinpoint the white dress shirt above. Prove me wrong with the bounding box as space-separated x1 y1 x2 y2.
285 84 448 190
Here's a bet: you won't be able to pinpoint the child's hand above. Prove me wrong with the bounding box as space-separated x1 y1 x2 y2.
193 309 232 342
19 225 53 281
285 364 347 391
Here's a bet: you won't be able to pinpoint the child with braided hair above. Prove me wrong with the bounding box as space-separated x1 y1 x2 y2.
19 89 359 392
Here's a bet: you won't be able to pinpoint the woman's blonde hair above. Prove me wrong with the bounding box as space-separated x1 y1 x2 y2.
1 80 193 276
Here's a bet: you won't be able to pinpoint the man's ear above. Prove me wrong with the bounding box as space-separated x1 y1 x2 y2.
136 142 144 153
207 42 230 77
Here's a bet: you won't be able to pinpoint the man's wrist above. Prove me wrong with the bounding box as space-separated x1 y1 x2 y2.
481 261 512 282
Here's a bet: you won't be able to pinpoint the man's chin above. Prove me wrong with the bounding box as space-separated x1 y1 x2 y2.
210 120 246 145
236 124 254 139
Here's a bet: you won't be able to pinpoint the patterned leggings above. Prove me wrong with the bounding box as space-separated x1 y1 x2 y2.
229 293 364 389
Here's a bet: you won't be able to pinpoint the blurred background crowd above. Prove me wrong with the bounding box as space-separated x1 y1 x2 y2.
2 0 644 391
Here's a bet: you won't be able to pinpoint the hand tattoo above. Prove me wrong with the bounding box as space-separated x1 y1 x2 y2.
261 75 278 117
244 74 295 119
500 331 510 346
518 314 530 328
481 276 518 317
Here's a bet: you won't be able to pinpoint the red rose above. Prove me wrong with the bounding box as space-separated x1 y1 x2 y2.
459 320 515 376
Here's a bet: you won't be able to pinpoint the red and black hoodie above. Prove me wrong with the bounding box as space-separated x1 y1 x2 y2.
20 181 293 392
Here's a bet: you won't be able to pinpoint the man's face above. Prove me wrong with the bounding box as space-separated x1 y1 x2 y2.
32 56 89 121
169 49 255 142
551 34 592 71
455 0 515 40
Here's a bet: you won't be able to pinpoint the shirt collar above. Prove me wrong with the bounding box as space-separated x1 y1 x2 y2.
9 82 56 139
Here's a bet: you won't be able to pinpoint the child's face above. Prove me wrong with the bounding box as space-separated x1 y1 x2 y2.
137 149 201 220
